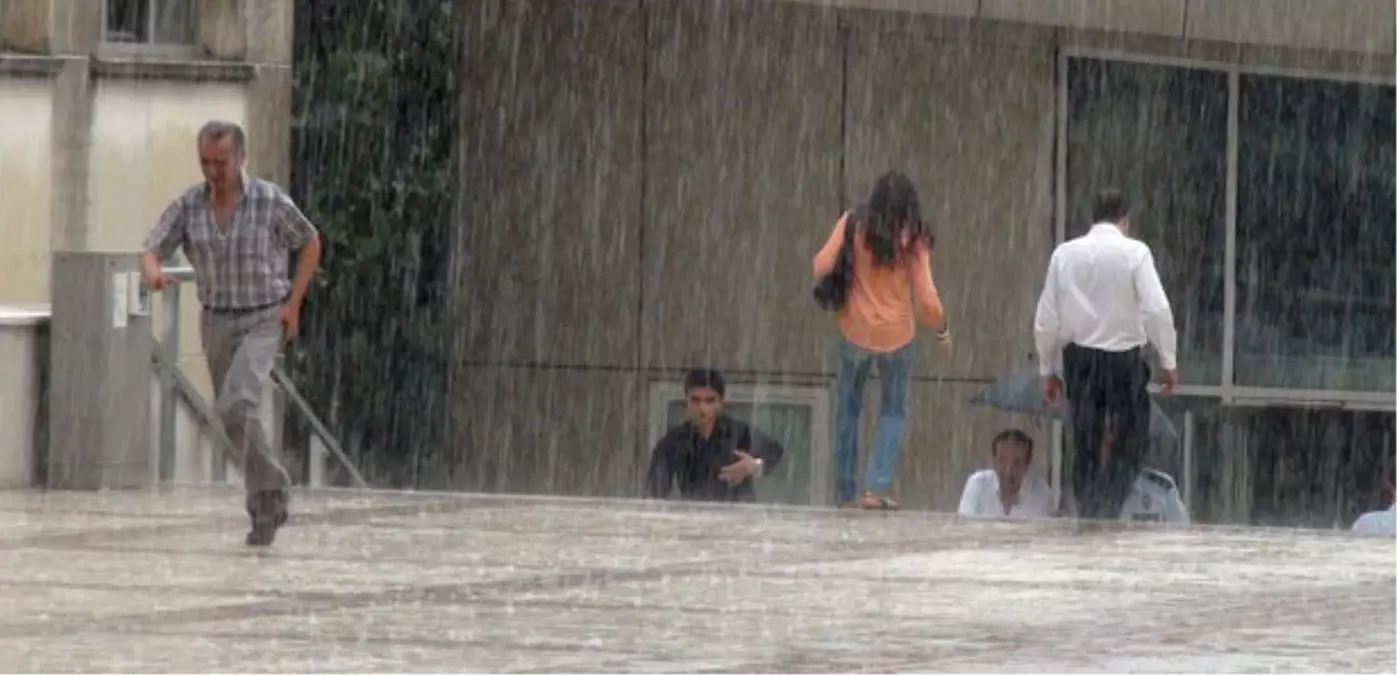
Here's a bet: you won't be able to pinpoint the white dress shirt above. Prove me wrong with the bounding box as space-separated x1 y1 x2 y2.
957 469 1055 519
1118 468 1190 525
1033 223 1178 376
1351 504 1396 537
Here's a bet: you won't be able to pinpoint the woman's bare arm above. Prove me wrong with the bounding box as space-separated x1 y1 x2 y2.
908 241 946 329
812 214 849 278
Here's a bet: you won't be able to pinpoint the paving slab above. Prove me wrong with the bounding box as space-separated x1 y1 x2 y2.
0 486 1389 673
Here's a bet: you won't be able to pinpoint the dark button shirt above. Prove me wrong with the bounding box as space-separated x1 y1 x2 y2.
644 415 785 503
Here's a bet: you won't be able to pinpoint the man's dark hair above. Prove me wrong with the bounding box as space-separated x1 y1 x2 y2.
683 368 726 398
1092 188 1130 224
197 119 247 156
991 428 1034 461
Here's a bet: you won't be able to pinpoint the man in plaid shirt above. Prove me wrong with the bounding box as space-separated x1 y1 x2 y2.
140 120 322 547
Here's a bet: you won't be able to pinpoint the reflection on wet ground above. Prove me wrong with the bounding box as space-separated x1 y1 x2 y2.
0 487 1390 673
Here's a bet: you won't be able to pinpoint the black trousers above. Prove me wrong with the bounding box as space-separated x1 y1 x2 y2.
1062 344 1151 519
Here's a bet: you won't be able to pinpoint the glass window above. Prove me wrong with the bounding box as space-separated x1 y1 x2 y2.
105 0 195 44
1235 76 1396 391
1066 59 1228 386
1227 408 1394 529
1159 397 1232 524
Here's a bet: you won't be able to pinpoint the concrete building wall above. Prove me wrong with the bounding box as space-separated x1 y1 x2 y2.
453 0 1392 510
0 79 54 305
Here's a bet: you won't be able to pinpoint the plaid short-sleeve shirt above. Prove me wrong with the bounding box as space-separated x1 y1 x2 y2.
143 176 317 310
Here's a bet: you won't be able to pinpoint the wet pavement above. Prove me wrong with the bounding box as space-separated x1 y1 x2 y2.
0 486 1390 673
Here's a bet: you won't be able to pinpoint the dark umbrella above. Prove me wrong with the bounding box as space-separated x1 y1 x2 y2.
970 367 1179 449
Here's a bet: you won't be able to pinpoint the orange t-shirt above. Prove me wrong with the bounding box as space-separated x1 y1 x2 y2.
812 213 945 353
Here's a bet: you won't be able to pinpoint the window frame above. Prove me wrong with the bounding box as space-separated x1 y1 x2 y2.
645 380 832 507
101 0 199 50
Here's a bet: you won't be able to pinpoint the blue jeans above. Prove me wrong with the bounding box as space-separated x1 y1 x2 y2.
833 338 914 503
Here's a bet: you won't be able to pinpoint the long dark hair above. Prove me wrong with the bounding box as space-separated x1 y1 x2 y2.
855 171 929 268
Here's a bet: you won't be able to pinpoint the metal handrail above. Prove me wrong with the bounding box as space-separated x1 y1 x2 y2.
271 365 369 488
164 265 196 283
152 266 366 489
150 344 240 464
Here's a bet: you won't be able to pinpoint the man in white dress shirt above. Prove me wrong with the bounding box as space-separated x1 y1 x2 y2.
1351 471 1396 537
1033 189 1180 520
957 429 1054 519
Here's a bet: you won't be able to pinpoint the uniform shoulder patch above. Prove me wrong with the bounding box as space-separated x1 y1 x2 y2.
1141 468 1177 492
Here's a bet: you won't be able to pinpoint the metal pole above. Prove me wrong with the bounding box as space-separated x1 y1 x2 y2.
157 284 179 482
271 365 369 489
1221 67 1239 404
1183 410 1196 514
271 353 292 483
1050 420 1063 513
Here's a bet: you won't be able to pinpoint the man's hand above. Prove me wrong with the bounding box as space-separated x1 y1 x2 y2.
140 253 173 291
1041 375 1064 406
718 450 760 486
279 301 302 341
934 331 953 358
144 271 175 291
1159 368 1179 394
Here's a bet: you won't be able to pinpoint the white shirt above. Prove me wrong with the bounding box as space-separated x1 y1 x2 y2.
1351 504 1396 537
1118 468 1190 525
1033 223 1178 376
957 470 1055 519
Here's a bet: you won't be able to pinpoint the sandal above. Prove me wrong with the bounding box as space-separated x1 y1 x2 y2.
859 491 899 511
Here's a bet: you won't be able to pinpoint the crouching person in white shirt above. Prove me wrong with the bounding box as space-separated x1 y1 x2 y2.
1118 468 1189 525
1098 427 1189 525
958 429 1055 519
1351 471 1395 537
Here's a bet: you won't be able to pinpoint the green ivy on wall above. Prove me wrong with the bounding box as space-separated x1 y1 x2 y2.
288 0 458 487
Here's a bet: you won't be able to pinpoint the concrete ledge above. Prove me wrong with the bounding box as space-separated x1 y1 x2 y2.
1188 0 1395 55
981 0 1184 37
0 318 47 488
0 53 66 77
0 53 258 82
91 57 257 82
778 0 1395 54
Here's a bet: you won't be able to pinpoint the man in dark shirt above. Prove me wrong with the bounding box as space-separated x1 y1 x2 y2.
644 369 785 503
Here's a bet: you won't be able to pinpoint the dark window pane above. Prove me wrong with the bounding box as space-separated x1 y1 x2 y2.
104 0 194 44
151 0 195 44
1236 408 1393 529
1152 396 1263 526
1066 59 1228 386
1235 76 1396 391
105 0 148 42
1181 402 1231 524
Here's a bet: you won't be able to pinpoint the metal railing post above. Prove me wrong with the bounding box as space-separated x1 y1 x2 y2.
157 284 180 482
271 353 288 482
271 365 368 489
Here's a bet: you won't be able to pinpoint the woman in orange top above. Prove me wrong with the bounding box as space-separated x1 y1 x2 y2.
812 171 949 510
